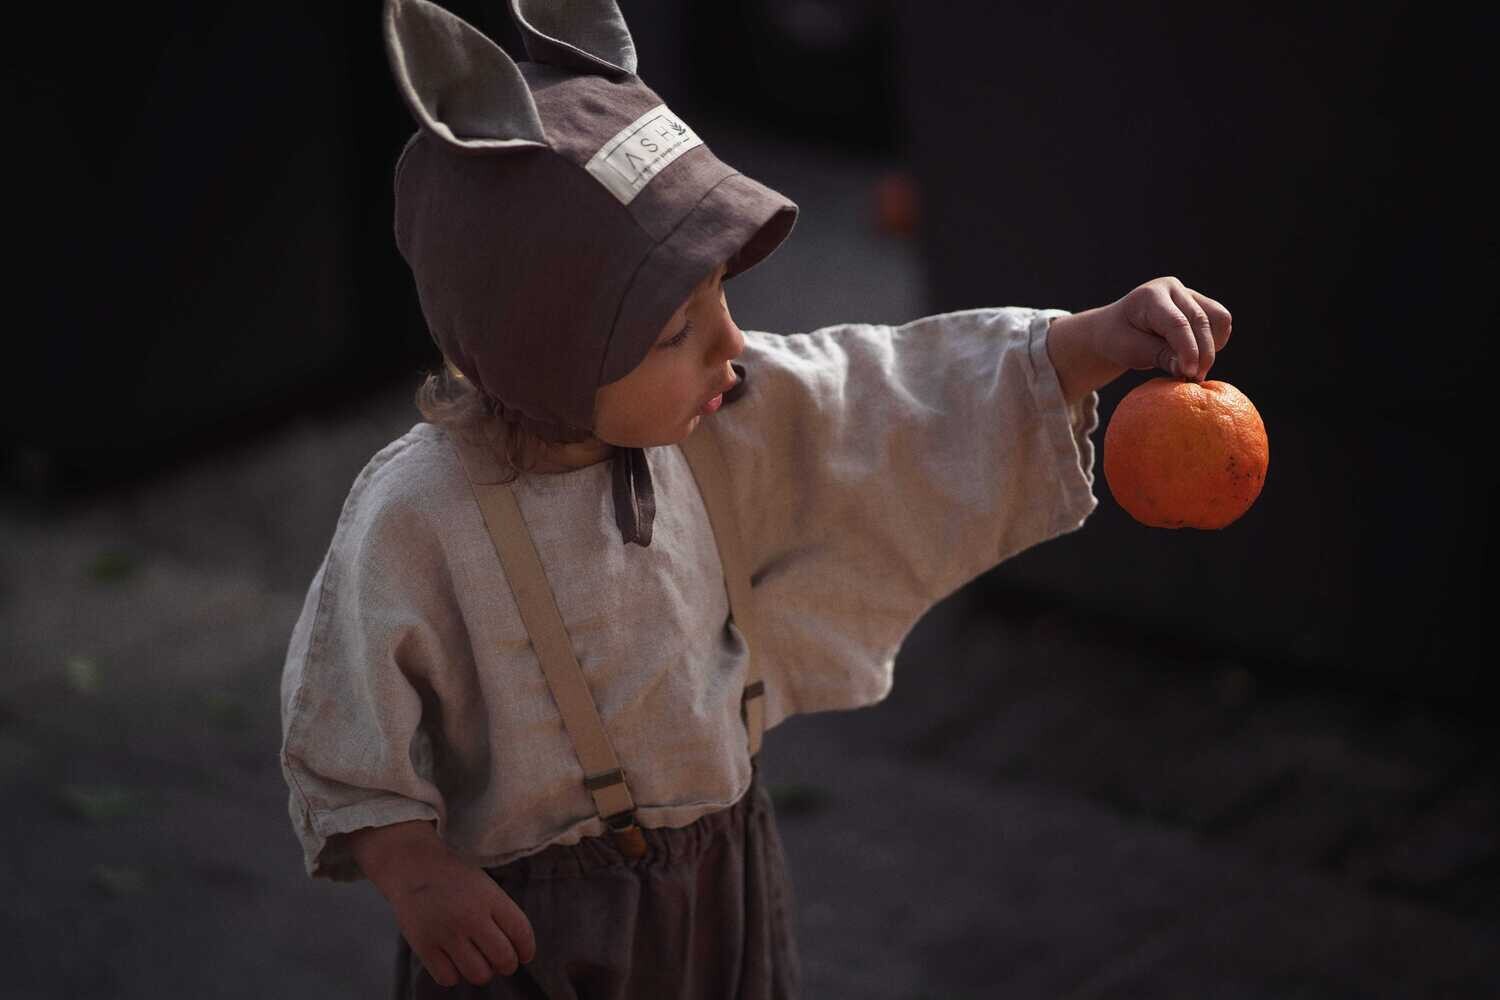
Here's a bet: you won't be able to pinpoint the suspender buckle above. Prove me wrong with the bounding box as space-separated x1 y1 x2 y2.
603 809 648 859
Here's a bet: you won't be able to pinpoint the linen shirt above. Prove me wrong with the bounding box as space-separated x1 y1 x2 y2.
279 306 1100 881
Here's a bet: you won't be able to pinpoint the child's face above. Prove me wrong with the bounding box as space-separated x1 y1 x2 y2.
593 261 743 447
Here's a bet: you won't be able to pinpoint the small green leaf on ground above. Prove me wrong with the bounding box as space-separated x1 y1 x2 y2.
55 784 147 824
766 782 833 818
65 655 102 695
87 549 140 583
201 690 252 730
90 865 149 896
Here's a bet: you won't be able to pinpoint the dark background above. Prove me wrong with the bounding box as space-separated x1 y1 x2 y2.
7 0 1495 699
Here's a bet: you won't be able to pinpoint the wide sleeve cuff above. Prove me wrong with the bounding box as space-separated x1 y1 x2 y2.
283 759 443 882
1025 308 1101 551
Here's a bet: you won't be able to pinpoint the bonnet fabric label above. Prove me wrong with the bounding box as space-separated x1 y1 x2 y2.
585 104 704 206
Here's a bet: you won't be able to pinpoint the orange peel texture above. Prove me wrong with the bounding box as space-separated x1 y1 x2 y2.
1102 377 1269 529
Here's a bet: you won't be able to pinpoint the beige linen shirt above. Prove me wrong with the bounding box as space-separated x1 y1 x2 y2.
279 307 1100 881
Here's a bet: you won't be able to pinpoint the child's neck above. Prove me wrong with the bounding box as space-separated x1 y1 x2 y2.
531 437 617 473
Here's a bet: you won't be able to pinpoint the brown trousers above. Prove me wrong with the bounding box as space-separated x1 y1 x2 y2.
393 759 801 999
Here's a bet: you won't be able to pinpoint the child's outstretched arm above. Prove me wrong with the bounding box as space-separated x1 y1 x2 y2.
347 820 537 988
1047 276 1233 405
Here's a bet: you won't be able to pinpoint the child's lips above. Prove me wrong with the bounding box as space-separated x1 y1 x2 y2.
699 375 738 415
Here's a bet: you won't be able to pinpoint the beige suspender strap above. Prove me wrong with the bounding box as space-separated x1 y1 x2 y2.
450 438 647 858
678 423 766 757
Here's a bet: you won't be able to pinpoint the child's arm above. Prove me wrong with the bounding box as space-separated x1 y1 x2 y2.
707 280 1229 722
1047 276 1233 406
346 820 537 988
278 434 532 987
712 305 1102 721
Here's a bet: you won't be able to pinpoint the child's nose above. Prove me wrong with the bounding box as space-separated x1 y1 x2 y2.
715 313 745 361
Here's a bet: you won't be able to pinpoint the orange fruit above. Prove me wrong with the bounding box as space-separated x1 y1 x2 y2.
1103 377 1269 529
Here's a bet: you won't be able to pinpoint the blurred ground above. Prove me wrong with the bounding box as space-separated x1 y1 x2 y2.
3 116 1498 998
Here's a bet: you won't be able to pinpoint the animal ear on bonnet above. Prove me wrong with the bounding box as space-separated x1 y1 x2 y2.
382 0 550 153
382 0 639 154
508 0 638 77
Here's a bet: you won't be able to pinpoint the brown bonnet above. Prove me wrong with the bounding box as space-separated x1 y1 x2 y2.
382 0 799 544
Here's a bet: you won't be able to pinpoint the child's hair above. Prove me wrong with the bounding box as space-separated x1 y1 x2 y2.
414 358 549 481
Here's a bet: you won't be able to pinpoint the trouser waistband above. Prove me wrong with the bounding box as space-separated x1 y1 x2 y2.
484 759 765 879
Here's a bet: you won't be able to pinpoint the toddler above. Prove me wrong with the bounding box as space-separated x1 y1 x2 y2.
278 0 1233 997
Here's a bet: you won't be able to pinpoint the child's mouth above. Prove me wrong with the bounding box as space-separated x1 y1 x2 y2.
699 392 724 416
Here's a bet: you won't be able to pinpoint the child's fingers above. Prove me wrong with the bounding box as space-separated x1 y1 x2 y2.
493 899 538 964
1140 283 1199 378
471 916 522 976
1189 290 1233 349
444 935 497 986
417 945 461 989
1110 325 1176 376
1167 282 1216 380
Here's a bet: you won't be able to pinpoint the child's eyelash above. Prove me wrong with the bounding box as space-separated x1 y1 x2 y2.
662 278 724 348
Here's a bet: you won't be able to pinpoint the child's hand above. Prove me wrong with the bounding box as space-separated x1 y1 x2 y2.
1092 276 1233 382
349 820 537 987
387 847 536 987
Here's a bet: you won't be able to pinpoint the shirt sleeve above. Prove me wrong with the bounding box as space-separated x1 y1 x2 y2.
278 439 468 882
714 306 1100 722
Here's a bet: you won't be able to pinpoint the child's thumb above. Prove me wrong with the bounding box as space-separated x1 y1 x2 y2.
1116 327 1181 375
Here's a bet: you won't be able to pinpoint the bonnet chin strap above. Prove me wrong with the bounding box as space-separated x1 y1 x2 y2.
608 360 747 548
611 447 655 546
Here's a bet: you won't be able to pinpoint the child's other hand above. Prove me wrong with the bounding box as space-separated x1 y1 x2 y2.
1094 277 1233 381
375 827 540 983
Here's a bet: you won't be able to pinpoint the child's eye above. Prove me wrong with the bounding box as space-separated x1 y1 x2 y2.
664 321 692 348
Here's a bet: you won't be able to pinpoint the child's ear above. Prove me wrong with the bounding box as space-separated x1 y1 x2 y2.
507 0 637 77
382 0 550 153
